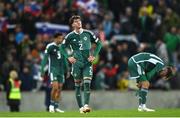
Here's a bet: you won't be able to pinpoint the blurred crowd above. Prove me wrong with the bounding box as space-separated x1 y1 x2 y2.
0 0 180 92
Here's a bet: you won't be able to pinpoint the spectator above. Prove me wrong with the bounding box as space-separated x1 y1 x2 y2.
155 38 169 64
109 22 121 39
120 7 136 35
6 70 21 112
163 26 180 64
103 11 113 39
162 8 180 33
155 0 167 18
139 0 154 17
117 70 129 91
15 25 24 45
137 7 154 43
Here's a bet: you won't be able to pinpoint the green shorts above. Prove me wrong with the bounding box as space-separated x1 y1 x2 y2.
128 58 147 82
71 61 93 80
49 67 65 83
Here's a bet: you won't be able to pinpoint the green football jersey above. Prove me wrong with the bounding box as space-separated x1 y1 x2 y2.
41 42 67 75
61 29 102 62
128 52 165 80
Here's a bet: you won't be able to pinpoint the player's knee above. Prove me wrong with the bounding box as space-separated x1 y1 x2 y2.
141 81 150 89
74 80 82 86
52 82 59 91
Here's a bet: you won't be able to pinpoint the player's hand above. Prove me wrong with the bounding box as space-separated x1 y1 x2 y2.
88 55 95 62
137 83 141 88
68 57 76 64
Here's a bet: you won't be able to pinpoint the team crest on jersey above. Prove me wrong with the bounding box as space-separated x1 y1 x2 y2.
84 37 87 40
54 49 56 52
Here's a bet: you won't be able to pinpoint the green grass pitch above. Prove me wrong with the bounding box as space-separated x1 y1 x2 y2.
0 109 180 117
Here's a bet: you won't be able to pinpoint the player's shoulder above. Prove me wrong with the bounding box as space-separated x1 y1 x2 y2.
65 31 74 39
46 42 56 49
45 42 56 53
83 29 94 35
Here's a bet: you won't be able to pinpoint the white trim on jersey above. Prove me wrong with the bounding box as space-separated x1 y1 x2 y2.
133 58 164 65
137 64 142 75
132 52 164 65
150 54 164 63
73 28 83 34
45 42 56 53
62 39 66 44
132 52 150 57
71 66 74 75
95 37 99 42
84 29 94 35
50 73 54 81
48 55 50 71
70 45 73 51
129 75 140 79
64 31 74 39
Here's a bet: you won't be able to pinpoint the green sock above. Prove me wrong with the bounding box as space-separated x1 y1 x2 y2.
84 79 91 105
139 88 148 105
75 84 83 108
136 89 142 106
54 101 59 109
50 100 55 106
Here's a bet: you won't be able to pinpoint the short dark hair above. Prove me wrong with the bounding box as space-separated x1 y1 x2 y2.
54 32 63 38
166 66 173 78
69 15 81 26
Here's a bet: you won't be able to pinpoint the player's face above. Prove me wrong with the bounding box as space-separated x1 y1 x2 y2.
55 35 64 44
72 19 82 29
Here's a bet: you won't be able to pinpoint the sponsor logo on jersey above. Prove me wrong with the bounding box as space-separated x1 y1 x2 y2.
54 49 56 52
73 39 76 41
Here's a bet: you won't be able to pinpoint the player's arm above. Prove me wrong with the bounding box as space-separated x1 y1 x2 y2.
93 40 102 57
62 55 69 73
60 35 71 58
40 46 50 76
60 36 76 63
146 63 164 79
88 31 102 62
60 44 69 59
90 31 102 57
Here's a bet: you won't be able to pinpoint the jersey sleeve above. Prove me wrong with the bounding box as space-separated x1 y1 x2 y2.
89 31 100 43
89 31 102 57
41 45 52 75
44 45 51 54
61 35 71 58
146 63 165 79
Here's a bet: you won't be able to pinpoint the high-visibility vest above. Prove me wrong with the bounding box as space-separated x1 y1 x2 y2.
9 78 21 100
